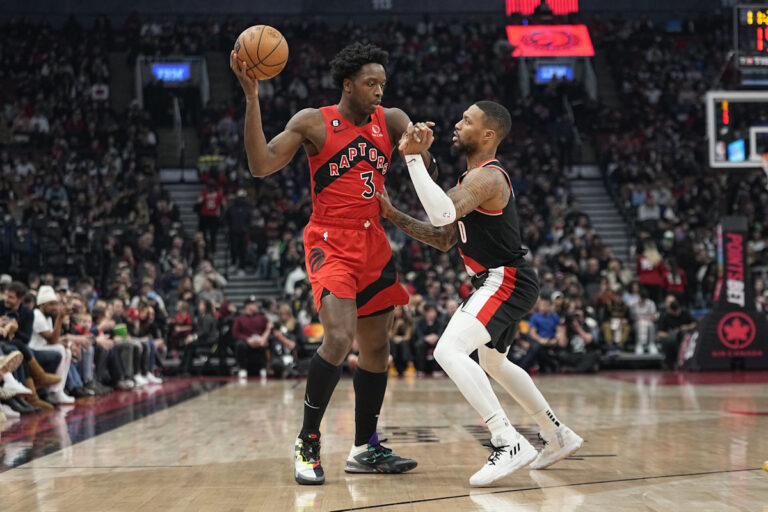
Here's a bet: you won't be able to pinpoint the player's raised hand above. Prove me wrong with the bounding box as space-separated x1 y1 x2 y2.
399 121 435 154
229 50 259 100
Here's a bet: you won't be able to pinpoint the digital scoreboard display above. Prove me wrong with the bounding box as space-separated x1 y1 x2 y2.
735 5 768 68
535 63 574 83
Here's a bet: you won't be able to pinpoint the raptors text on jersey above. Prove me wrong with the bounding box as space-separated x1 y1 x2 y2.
308 106 393 219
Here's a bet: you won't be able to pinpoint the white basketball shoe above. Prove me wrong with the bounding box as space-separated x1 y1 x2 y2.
469 434 538 486
530 425 583 470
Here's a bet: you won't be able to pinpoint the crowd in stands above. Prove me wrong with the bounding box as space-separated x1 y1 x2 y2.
2 11 768 426
197 15 757 374
590 15 768 308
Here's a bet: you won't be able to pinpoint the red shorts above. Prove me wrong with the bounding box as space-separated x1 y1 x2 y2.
304 215 409 317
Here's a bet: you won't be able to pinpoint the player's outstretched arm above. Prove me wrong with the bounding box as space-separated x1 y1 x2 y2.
376 188 457 252
230 51 318 178
400 123 506 225
385 107 435 172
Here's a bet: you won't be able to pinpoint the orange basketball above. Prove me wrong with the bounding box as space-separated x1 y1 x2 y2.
234 25 289 80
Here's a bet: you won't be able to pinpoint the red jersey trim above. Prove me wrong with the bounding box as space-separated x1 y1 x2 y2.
476 267 518 325
475 206 503 216
459 248 487 275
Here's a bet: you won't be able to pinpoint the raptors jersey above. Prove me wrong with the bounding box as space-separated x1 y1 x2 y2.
308 105 392 219
456 159 527 276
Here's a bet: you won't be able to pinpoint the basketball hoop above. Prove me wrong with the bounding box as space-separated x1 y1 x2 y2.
762 153 768 190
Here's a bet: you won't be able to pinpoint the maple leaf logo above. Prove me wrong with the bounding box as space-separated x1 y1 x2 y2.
717 313 756 350
723 318 750 342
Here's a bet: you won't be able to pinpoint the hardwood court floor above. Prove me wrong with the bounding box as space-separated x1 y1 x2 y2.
1 372 767 511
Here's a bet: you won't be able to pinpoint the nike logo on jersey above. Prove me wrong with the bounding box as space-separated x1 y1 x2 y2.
407 158 417 164
333 127 348 133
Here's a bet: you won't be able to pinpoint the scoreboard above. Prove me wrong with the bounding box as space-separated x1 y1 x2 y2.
735 5 768 68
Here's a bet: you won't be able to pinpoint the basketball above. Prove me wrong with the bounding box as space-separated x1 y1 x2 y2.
234 25 288 80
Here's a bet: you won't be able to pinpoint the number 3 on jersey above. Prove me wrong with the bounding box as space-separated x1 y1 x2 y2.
361 171 375 199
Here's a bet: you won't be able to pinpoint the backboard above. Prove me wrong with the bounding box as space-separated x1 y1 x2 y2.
706 90 768 168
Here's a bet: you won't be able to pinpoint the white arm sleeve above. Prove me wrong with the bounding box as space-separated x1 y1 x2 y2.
405 154 456 226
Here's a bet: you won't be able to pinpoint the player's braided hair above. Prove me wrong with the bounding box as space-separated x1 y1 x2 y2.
330 43 389 90
475 100 512 141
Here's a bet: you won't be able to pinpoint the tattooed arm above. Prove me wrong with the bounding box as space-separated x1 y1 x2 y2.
445 166 509 219
376 189 458 252
398 122 510 224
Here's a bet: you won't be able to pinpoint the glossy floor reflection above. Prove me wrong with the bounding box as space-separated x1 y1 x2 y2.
1 372 767 511
0 378 227 472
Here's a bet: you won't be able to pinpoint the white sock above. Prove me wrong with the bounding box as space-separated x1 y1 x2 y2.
485 409 517 445
532 408 561 437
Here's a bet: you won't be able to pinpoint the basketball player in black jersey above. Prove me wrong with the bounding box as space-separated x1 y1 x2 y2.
376 101 583 486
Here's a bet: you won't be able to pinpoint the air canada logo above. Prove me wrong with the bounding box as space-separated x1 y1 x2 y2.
371 124 383 137
521 30 581 52
717 312 756 350
309 248 325 273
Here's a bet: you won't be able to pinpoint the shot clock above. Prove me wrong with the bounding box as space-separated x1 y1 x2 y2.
735 4 768 68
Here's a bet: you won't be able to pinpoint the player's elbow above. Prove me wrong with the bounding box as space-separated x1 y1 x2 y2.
247 165 268 178
427 203 456 227
246 159 274 178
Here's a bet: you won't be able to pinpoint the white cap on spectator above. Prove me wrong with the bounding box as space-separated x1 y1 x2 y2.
0 274 11 284
37 285 58 306
551 291 564 301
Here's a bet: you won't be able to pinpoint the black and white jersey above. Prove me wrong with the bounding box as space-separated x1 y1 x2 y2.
456 158 527 276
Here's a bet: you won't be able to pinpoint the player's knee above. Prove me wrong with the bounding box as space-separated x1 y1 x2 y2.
319 332 355 365
364 339 389 360
433 338 452 367
478 346 504 372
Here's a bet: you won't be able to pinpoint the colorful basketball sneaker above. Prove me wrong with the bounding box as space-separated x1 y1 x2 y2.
530 425 584 470
294 432 324 485
344 432 418 474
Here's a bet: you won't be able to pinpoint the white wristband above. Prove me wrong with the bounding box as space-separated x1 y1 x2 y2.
405 154 456 226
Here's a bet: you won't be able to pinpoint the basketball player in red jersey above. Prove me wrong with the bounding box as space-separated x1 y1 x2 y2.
377 101 583 486
230 43 429 485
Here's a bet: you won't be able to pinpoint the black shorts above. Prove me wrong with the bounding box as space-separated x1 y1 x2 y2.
460 265 540 353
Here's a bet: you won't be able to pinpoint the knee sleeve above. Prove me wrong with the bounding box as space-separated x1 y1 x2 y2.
477 343 548 416
478 344 508 373
433 311 491 369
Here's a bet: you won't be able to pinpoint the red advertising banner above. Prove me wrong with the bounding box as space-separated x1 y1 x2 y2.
505 0 579 16
506 25 594 57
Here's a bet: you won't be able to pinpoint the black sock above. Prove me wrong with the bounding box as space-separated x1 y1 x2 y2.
300 353 342 437
354 367 388 446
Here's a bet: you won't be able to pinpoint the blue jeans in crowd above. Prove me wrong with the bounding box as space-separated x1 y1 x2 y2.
66 363 84 389
76 344 95 383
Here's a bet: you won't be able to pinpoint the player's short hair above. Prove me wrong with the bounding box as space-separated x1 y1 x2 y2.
330 43 389 90
475 100 512 141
